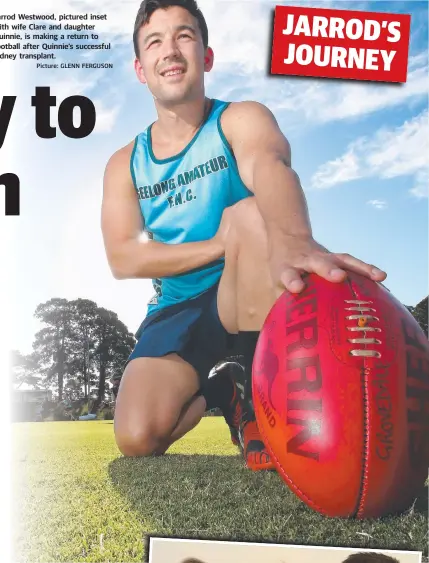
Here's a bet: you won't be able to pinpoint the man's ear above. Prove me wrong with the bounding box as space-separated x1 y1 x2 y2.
134 57 148 84
204 47 214 72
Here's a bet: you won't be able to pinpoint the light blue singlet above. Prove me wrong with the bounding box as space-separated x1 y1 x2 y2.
130 99 252 316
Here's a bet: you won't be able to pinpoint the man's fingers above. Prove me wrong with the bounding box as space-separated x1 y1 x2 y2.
306 255 348 283
280 259 347 294
280 268 306 293
307 253 386 283
335 253 387 281
277 251 387 296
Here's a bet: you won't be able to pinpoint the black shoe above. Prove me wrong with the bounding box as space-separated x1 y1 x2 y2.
208 361 243 446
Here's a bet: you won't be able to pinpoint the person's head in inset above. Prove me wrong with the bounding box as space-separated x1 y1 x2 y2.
343 553 400 563
133 0 214 106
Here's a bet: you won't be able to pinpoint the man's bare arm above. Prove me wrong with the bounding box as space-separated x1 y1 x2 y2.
222 101 311 239
101 144 224 280
221 101 385 292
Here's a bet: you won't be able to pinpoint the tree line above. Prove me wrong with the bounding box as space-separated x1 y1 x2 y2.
406 296 428 337
12 298 135 409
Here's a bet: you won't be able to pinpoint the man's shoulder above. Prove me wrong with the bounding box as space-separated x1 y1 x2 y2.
222 100 272 119
220 100 275 142
105 140 135 172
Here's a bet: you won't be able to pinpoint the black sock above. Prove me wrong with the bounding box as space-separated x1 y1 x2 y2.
237 330 260 412
201 364 235 412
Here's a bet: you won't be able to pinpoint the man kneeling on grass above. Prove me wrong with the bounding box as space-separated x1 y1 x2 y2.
102 0 386 470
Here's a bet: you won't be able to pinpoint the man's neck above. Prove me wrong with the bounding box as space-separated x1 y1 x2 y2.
152 96 210 143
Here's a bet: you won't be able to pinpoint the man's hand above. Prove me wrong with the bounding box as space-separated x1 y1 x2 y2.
268 233 387 296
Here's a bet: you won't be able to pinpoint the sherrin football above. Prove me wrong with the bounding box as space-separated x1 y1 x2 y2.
252 272 429 518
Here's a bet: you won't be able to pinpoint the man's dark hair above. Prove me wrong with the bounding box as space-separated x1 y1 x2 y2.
343 553 400 563
133 0 209 58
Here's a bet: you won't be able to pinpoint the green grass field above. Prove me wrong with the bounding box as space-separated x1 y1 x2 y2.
13 419 428 563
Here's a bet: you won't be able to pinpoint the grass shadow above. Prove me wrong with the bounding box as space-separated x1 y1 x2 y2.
108 453 428 558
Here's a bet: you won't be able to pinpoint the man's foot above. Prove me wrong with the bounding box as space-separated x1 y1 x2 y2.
216 361 275 471
239 418 276 472
209 360 275 471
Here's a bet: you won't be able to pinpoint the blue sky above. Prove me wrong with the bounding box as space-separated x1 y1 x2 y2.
3 0 428 355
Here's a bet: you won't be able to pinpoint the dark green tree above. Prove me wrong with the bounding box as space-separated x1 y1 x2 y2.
68 299 99 400
10 350 40 389
413 296 428 336
407 296 428 337
32 298 75 400
91 307 135 410
27 298 135 404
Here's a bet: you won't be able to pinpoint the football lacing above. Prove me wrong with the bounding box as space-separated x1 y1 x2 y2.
345 300 381 358
346 314 379 321
347 326 381 332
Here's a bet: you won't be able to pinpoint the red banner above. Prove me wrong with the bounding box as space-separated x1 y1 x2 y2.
270 5 411 83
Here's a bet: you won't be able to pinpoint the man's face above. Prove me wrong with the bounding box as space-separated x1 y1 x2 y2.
134 6 213 104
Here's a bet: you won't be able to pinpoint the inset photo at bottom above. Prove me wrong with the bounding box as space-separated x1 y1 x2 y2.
148 538 422 563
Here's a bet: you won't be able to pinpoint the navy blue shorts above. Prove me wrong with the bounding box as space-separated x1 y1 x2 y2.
128 283 238 385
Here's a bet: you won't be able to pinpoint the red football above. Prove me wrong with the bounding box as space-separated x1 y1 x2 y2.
253 272 429 518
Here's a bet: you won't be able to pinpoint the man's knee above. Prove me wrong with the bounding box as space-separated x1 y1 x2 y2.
230 197 266 238
115 421 169 457
113 355 200 457
226 197 267 257
232 195 259 217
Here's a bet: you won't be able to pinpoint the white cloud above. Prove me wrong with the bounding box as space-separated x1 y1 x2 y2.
409 51 428 70
410 170 429 199
48 75 100 101
311 64 428 123
311 110 429 196
92 99 120 133
367 113 429 178
367 199 387 210
310 147 361 189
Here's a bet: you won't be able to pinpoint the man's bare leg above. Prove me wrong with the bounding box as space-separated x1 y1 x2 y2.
152 394 207 455
114 354 205 457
